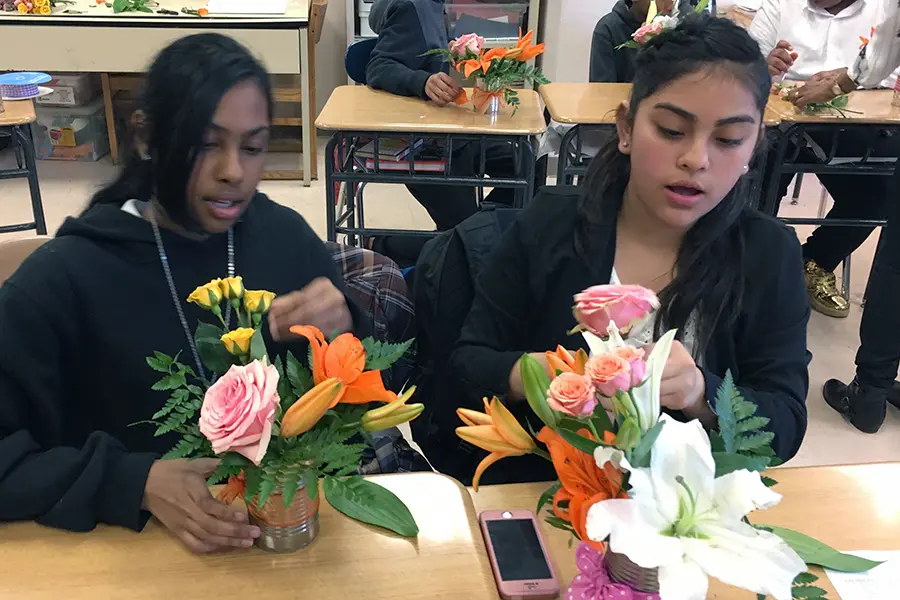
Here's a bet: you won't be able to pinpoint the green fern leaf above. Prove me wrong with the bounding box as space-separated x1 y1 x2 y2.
152 389 190 420
793 572 819 585
737 431 776 453
361 338 414 371
736 416 770 434
280 467 303 507
714 371 740 453
286 351 314 397
792 585 827 599
162 436 204 460
147 351 175 373
152 371 187 392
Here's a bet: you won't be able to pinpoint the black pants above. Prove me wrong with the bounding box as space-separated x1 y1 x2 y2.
767 129 895 272
856 165 900 389
376 141 518 267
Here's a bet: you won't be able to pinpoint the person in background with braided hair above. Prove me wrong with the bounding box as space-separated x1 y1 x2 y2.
449 14 809 485
0 34 367 553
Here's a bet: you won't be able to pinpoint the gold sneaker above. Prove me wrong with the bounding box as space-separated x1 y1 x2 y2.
805 260 849 318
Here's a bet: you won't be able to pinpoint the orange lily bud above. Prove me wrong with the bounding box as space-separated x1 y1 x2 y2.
280 377 344 437
362 403 424 431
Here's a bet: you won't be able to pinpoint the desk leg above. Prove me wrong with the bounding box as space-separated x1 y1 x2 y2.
16 125 46 235
558 125 580 186
101 73 119 165
300 28 312 188
325 134 338 242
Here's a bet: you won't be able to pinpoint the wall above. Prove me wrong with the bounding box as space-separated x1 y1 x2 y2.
542 0 616 83
313 0 349 118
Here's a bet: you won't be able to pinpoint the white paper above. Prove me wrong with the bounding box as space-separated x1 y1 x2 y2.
825 551 900 600
207 0 287 15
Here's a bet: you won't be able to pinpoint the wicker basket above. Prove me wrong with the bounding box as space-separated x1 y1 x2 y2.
606 550 660 593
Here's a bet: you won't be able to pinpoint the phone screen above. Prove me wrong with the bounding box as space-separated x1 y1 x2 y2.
485 519 552 581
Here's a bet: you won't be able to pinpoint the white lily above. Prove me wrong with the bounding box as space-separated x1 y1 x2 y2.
582 322 677 435
585 416 805 600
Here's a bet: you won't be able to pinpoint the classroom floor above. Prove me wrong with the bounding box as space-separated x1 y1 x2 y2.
1 140 898 470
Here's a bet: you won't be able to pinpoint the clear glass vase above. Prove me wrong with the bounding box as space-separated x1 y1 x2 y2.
472 79 504 116
247 472 320 553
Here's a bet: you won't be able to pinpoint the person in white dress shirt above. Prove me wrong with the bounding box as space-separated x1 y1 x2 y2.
747 0 898 319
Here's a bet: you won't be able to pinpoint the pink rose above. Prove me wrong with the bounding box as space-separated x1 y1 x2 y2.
573 284 659 336
199 360 279 466
585 354 632 398
614 346 646 387
449 33 485 57
547 372 597 417
632 21 664 45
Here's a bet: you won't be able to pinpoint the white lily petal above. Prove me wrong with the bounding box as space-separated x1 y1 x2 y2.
606 321 627 348
713 469 783 521
627 328 676 434
687 521 806 600
593 446 626 471
591 499 685 568
658 558 708 600
649 416 716 522
580 330 607 355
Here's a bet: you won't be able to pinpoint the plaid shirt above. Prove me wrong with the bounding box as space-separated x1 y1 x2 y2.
326 242 429 475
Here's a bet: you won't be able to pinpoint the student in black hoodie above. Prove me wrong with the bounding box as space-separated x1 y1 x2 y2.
0 34 363 553
590 0 675 83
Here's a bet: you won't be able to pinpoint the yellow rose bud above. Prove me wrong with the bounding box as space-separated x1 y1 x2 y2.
219 276 244 300
39 6 51 13
18 4 29 13
244 290 275 314
187 279 224 310
221 327 255 355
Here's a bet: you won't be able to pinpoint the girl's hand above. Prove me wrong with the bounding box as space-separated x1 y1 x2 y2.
657 340 706 412
268 278 352 342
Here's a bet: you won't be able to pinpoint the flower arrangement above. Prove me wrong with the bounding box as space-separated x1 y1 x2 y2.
422 30 549 115
460 284 881 599
617 0 708 49
772 82 860 118
138 276 422 542
9 0 65 14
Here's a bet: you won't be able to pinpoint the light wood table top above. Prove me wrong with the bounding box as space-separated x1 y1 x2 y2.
0 472 498 600
471 462 900 599
0 0 309 25
767 89 900 124
540 82 782 127
721 6 756 29
316 85 548 135
0 100 36 127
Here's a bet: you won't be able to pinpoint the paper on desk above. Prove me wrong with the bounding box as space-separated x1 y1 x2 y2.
207 0 287 14
825 551 900 600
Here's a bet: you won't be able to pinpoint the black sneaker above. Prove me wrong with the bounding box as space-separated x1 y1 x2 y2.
823 378 887 434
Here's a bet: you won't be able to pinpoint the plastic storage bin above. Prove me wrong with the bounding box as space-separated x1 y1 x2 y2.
445 1 529 41
31 99 110 162
35 73 101 107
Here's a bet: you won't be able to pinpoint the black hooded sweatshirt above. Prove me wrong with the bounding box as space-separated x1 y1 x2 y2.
0 194 362 533
590 0 643 83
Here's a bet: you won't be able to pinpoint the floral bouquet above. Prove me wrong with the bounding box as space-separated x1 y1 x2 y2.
422 30 549 115
459 284 880 599
138 276 422 548
9 0 69 14
771 82 859 117
617 0 708 49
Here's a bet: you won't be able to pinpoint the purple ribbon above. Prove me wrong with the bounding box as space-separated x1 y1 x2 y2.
0 83 40 99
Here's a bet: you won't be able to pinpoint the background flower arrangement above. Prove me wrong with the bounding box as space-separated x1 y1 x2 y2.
422 30 549 114
460 284 881 599
617 0 708 49
137 275 421 540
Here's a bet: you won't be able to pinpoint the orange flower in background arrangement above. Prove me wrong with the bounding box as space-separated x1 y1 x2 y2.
290 325 396 406
457 397 537 490
536 426 624 551
546 345 589 377
860 26 875 50
505 29 546 62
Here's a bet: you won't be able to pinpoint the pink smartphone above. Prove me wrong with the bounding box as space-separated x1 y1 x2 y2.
479 509 560 600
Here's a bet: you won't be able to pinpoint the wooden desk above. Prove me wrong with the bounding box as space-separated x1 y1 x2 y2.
0 100 46 235
722 6 756 29
316 85 547 136
768 89 900 124
317 85 547 243
0 472 499 600
471 462 900 599
0 0 315 185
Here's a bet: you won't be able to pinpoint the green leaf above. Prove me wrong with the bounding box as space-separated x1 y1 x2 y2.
195 322 233 375
147 352 175 373
737 431 776 453
591 407 613 435
831 95 850 108
112 0 128 12
361 338 415 371
162 436 204 459
256 471 277 510
714 371 740 453
536 481 561 516
305 470 319 500
286 351 314 397
151 372 187 392
543 515 577 536
249 327 268 362
759 524 884 572
207 454 248 485
520 354 558 428
761 475 778 487
629 419 664 469
323 476 419 537
794 572 819 585
243 466 263 506
280 468 303 508
792 586 827 599
151 388 190 420
736 416 771 434
713 451 768 477
555 427 600 455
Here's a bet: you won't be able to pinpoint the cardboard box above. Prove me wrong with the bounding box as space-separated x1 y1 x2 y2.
36 73 101 107
32 99 110 162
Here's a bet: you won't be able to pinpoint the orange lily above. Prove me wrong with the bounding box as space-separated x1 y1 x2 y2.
508 29 545 62
217 472 246 505
546 345 588 377
536 426 624 550
289 325 396 406
457 397 536 490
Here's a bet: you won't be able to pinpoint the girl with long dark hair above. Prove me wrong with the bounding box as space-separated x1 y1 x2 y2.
0 34 363 551
450 14 810 484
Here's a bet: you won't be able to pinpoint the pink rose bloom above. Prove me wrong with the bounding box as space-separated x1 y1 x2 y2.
585 354 632 398
632 21 664 45
573 284 659 336
199 361 279 466
449 32 485 57
547 372 597 417
614 346 646 387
